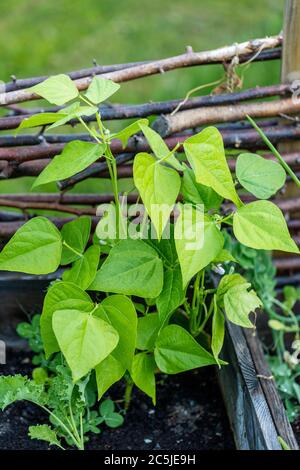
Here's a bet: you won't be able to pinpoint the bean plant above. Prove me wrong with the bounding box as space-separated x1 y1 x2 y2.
0 74 299 449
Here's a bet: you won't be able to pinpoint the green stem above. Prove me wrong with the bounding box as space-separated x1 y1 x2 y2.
192 271 201 311
105 145 121 240
198 296 215 332
272 298 299 330
62 240 82 258
68 398 81 446
78 116 102 144
220 213 234 224
246 115 300 189
124 378 134 412
156 143 180 164
95 111 106 141
39 404 81 449
79 412 84 450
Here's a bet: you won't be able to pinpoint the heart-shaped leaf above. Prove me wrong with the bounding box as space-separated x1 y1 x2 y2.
33 141 106 188
29 74 79 105
184 127 241 206
62 245 100 290
0 217 62 275
175 205 224 287
40 281 94 358
133 152 181 239
233 200 299 253
85 77 120 104
89 239 164 298
236 153 286 199
131 352 156 404
95 295 137 370
154 325 218 374
52 309 119 381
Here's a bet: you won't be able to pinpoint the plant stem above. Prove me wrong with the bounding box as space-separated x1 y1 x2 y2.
105 145 121 240
78 116 101 143
62 240 83 257
79 412 84 450
246 115 300 189
68 400 82 446
192 271 201 311
124 378 134 412
39 404 81 449
199 297 215 331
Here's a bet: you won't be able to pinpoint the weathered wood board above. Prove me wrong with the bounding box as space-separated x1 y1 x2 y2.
218 320 299 450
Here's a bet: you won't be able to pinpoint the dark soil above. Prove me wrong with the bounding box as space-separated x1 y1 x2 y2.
0 350 234 451
292 418 300 446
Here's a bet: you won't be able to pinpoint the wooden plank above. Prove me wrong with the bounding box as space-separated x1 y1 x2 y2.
243 327 299 450
218 320 298 449
280 0 300 153
0 271 61 349
282 0 300 84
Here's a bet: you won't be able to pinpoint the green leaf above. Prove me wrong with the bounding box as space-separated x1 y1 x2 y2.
47 103 98 131
62 245 100 290
16 113 67 134
112 119 149 149
175 205 224 287
283 285 300 311
32 368 48 385
236 153 286 199
40 281 94 358
61 216 91 265
33 141 106 188
211 301 225 366
0 375 46 410
29 425 61 448
95 355 125 400
224 283 262 328
181 166 223 210
95 295 137 370
146 226 178 267
133 152 181 238
29 74 79 105
99 399 124 428
184 127 241 206
137 314 160 351
139 123 183 171
99 398 115 415
104 413 124 428
85 77 120 104
89 239 164 298
0 217 62 275
217 274 261 328
213 249 236 263
131 353 156 404
52 309 119 381
233 200 299 253
216 273 247 304
154 324 218 374
156 265 184 325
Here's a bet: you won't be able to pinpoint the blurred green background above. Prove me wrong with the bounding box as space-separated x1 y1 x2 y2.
1 0 284 102
0 0 285 197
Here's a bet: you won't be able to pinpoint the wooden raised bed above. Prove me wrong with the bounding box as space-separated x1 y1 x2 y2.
0 274 298 450
218 320 298 450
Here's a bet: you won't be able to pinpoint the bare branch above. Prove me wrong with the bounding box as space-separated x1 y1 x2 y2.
153 98 300 136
